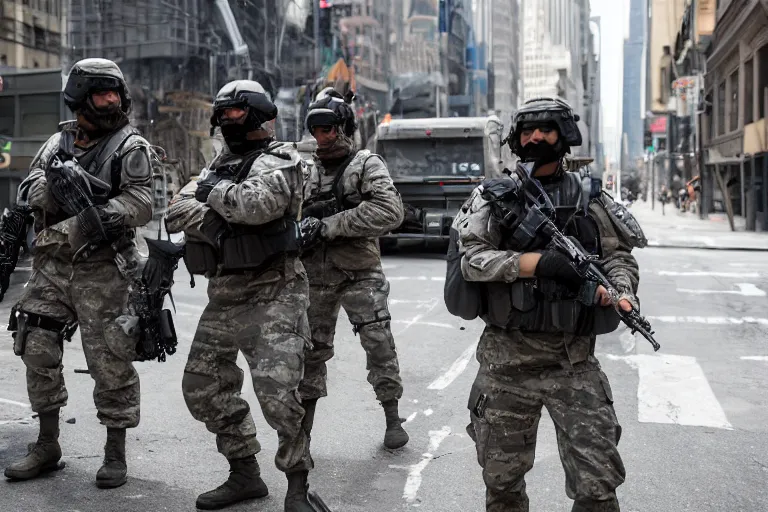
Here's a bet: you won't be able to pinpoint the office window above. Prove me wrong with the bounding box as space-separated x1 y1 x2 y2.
718 80 726 135
745 59 754 124
34 27 45 50
22 24 33 46
730 69 739 131
759 45 768 119
20 94 59 137
0 98 15 137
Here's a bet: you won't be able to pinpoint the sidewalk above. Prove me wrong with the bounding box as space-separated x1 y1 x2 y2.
629 199 768 251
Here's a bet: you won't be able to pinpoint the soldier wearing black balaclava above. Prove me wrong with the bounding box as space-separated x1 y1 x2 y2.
450 97 648 512
167 80 329 512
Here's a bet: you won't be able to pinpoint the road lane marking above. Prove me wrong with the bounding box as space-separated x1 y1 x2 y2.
648 316 768 325
404 412 418 423
607 354 732 430
392 320 454 329
741 356 768 362
423 409 433 416
0 397 31 408
619 330 636 353
677 283 766 296
399 426 452 503
427 341 479 390
394 299 440 336
388 276 446 281
658 270 760 277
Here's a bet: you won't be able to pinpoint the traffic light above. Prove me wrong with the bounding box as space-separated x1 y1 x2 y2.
320 0 332 8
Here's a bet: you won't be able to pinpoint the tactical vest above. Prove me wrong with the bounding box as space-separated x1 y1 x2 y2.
184 145 301 276
483 169 605 334
44 122 139 226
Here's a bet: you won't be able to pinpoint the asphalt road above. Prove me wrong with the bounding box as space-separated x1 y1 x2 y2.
1 243 768 512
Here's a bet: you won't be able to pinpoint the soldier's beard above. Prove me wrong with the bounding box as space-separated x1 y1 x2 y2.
519 141 563 168
316 133 354 161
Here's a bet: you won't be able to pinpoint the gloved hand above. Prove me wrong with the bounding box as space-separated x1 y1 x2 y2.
195 172 229 203
47 157 92 216
299 217 325 250
76 206 125 245
534 250 584 291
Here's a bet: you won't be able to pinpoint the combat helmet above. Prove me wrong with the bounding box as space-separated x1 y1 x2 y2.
507 97 582 156
63 58 132 114
305 87 357 138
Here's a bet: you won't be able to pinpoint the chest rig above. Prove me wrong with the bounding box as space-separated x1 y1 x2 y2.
483 168 603 334
44 122 138 226
183 145 301 277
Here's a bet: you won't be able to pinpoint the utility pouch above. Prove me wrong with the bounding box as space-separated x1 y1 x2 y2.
159 309 177 347
183 241 218 275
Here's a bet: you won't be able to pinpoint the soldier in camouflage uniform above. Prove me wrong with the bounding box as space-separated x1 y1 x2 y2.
4 59 153 489
452 98 646 512
166 80 325 512
297 88 408 450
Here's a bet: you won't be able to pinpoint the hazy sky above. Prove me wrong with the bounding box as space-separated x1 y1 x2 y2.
590 0 629 164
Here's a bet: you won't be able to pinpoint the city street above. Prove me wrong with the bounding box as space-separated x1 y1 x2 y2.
2 217 768 512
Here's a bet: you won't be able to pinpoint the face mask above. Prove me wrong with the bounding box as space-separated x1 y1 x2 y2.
80 97 128 136
221 122 270 155
518 141 561 167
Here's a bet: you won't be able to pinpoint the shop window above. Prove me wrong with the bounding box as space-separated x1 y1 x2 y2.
0 97 15 137
20 93 59 137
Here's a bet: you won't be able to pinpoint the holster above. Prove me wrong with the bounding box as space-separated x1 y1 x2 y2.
159 309 177 350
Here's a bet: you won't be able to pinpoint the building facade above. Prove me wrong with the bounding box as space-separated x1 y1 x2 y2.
521 0 599 159
699 0 768 229
0 0 62 70
622 0 646 171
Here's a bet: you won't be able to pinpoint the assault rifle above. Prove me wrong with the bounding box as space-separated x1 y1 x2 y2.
0 205 32 302
119 238 185 363
503 162 660 351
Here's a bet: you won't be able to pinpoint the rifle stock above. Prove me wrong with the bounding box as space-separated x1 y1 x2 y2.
0 205 32 302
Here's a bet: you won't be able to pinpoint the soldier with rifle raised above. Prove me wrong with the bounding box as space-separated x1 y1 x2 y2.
445 97 653 512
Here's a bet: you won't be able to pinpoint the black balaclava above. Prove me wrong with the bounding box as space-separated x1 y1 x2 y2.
79 93 129 138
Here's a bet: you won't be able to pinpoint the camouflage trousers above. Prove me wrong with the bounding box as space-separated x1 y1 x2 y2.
14 255 141 428
182 274 313 473
467 360 625 512
298 269 403 403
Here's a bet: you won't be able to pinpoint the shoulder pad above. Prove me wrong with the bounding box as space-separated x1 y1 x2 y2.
58 120 77 132
596 191 648 248
564 156 594 172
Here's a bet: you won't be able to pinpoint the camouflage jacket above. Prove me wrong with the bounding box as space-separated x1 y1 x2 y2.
301 149 404 274
166 142 307 299
454 184 640 368
17 122 154 263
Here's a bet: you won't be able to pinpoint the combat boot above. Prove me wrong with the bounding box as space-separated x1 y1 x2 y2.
571 497 620 512
284 470 316 512
382 400 409 449
196 455 269 510
4 409 63 480
96 427 128 488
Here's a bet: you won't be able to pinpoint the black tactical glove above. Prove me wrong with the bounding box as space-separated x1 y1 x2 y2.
299 217 325 250
77 206 124 245
302 199 338 220
535 250 584 291
195 172 229 203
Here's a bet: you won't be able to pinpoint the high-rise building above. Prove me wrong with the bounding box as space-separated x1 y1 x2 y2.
0 0 63 70
621 0 645 170
520 0 599 158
